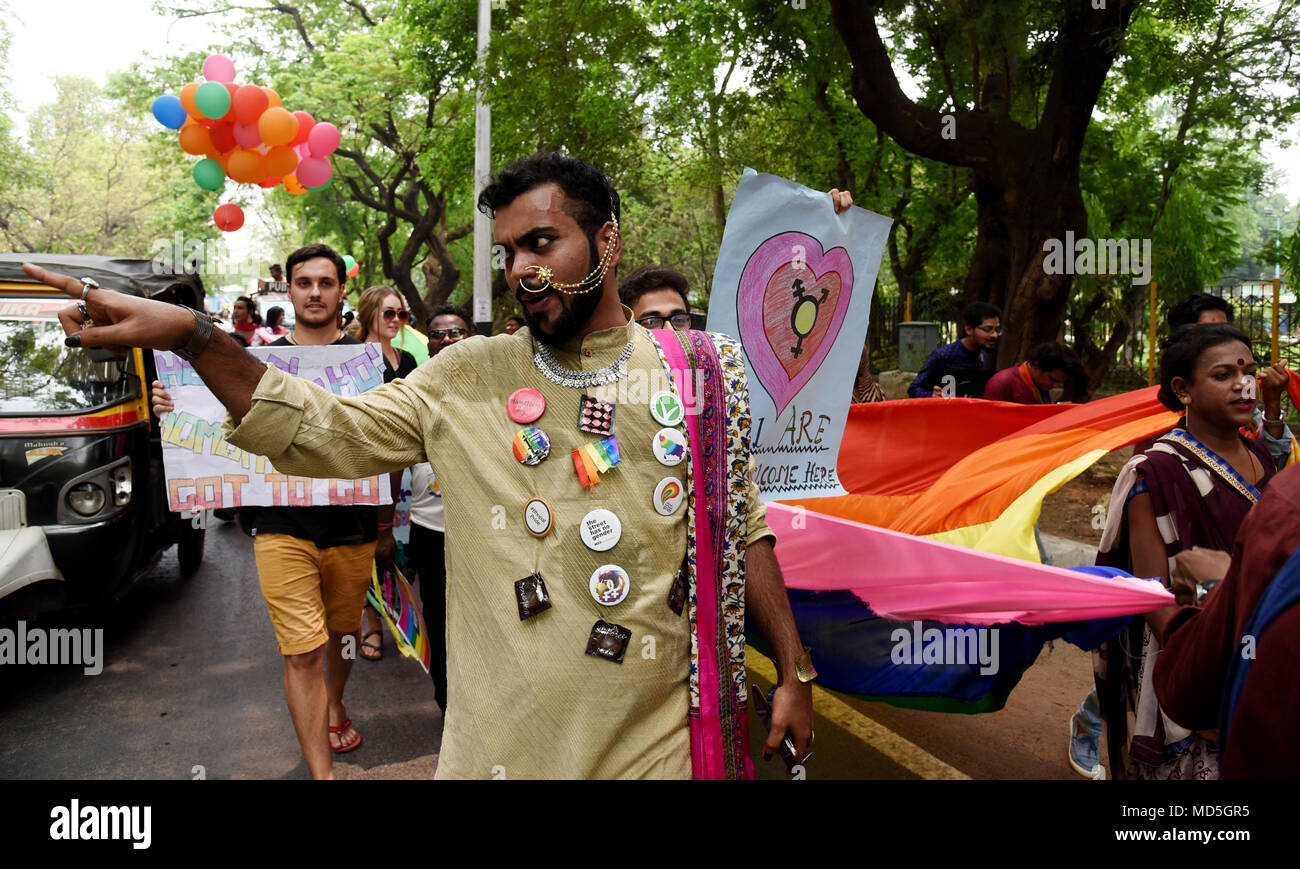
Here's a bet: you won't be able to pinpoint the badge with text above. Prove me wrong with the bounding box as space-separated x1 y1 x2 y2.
579 508 622 552
577 394 615 436
515 572 553 620
589 564 631 606
649 390 685 427
523 497 554 538
512 426 551 466
652 427 686 466
585 619 632 663
653 477 685 516
507 387 546 424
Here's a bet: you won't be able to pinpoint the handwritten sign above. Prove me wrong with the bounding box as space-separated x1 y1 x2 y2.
153 344 393 510
706 169 892 500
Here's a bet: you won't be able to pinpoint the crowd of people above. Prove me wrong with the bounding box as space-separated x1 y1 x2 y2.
26 151 1300 781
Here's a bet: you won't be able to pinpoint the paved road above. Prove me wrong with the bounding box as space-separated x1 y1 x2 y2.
1 519 1099 781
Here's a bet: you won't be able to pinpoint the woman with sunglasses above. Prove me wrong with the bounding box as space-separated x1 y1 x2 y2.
355 285 419 661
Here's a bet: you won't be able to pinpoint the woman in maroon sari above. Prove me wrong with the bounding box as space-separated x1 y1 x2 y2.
1096 325 1282 779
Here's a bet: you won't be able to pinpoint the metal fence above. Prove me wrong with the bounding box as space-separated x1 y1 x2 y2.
1206 282 1298 370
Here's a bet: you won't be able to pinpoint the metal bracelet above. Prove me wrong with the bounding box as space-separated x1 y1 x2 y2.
172 307 215 362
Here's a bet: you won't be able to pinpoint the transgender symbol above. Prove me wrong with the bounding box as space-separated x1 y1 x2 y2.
736 231 853 416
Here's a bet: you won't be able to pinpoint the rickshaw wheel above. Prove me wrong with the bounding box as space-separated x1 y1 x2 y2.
177 523 205 576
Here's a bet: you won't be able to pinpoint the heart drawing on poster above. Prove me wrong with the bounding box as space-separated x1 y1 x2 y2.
736 231 853 417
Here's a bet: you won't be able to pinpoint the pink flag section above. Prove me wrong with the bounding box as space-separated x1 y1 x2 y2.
767 503 1173 625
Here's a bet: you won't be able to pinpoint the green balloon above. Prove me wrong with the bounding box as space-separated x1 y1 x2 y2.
343 254 356 269
193 158 225 191
194 81 231 119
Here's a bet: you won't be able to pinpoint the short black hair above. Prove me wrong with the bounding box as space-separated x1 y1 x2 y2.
1028 341 1080 373
265 306 285 329
1157 323 1254 412
269 263 283 273
506 314 526 326
285 243 346 284
426 304 474 333
477 152 621 241
1166 293 1233 329
618 266 690 310
962 301 1001 329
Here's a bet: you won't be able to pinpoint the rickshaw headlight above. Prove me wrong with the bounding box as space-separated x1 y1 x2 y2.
109 464 132 506
68 482 106 516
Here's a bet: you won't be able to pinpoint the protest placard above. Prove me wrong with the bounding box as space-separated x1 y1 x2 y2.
707 169 892 500
152 343 393 510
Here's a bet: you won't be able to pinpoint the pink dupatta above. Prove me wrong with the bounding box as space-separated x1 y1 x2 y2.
655 329 754 780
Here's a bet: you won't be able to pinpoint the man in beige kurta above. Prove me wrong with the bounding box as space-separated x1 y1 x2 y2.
223 310 772 778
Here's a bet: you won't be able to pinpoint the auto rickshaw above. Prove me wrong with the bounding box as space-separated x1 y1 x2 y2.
0 254 206 616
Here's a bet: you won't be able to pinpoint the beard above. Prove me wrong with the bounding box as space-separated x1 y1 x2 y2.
518 235 604 347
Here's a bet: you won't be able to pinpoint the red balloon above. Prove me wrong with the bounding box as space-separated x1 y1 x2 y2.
210 122 236 153
214 203 244 231
258 176 282 189
289 111 314 146
232 122 262 149
233 84 269 127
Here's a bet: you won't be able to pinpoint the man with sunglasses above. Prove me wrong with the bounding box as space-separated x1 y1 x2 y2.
619 266 694 331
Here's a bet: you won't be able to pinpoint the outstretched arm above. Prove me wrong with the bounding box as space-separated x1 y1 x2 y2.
28 264 265 422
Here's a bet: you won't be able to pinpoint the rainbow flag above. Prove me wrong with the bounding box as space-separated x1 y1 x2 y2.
764 387 1184 711
572 435 622 488
366 564 431 673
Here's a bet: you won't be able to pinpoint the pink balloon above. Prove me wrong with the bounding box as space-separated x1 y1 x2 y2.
232 122 262 149
296 156 333 188
202 54 236 83
307 122 340 157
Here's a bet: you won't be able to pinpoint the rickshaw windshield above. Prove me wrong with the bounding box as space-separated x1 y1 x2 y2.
0 317 140 415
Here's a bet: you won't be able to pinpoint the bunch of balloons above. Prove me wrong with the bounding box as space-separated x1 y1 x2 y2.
150 54 340 232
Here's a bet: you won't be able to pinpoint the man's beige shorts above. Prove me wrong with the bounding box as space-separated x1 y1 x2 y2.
253 533 376 656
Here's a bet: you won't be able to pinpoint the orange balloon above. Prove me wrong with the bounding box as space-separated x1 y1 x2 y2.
180 82 200 117
284 173 307 195
204 142 223 161
258 107 297 148
179 124 212 155
264 87 281 109
217 148 235 171
265 145 298 178
227 148 267 184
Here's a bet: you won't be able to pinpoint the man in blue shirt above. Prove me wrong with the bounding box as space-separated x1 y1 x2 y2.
908 302 1001 398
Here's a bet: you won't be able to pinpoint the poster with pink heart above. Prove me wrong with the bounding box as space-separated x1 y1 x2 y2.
706 170 892 500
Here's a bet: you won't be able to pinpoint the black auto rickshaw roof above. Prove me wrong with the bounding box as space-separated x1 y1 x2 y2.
0 254 205 310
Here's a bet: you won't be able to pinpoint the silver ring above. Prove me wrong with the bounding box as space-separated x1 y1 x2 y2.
80 277 99 301
76 301 94 328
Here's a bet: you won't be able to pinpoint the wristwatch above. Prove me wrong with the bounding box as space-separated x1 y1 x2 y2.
172 307 215 362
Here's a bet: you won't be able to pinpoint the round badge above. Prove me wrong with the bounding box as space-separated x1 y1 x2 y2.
654 477 685 516
649 390 685 427
652 427 687 466
579 508 622 552
589 564 631 606
507 387 546 424
511 426 551 466
523 497 554 538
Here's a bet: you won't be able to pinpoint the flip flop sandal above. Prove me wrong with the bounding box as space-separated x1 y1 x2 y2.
360 629 383 662
329 718 363 754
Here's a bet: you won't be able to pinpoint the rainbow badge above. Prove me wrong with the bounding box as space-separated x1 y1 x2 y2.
572 435 622 488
